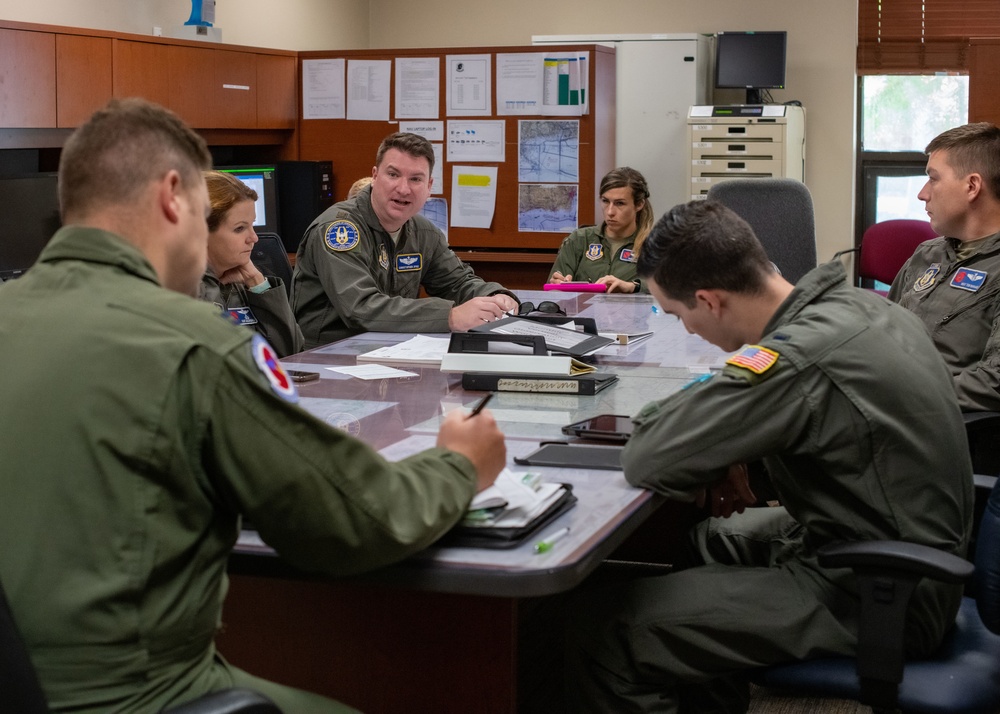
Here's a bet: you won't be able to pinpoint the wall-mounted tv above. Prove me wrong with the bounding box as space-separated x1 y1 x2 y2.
215 165 281 237
715 31 787 105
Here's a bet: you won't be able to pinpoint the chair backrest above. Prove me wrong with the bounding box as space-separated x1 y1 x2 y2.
974 476 1000 633
858 219 938 287
0 577 49 713
706 178 818 285
251 233 293 296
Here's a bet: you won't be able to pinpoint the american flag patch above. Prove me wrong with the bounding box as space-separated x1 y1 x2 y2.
725 345 779 375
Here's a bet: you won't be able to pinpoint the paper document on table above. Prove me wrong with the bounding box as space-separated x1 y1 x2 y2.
464 468 565 529
326 364 418 380
356 335 451 365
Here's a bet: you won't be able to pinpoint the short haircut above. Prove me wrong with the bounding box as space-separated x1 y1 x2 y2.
926 122 1000 201
59 98 212 222
375 132 435 174
205 170 258 233
637 200 772 306
600 166 654 254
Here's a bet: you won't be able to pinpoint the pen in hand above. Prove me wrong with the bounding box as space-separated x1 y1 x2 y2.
466 392 494 419
534 526 571 554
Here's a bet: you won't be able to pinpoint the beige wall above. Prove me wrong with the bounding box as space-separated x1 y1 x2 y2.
370 0 859 259
0 0 369 51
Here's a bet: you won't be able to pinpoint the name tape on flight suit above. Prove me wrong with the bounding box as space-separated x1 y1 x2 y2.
950 268 988 292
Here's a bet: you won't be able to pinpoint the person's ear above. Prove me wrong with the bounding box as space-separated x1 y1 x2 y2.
159 170 183 224
694 289 724 317
968 172 984 202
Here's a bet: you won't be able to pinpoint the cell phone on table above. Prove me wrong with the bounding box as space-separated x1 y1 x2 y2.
288 370 319 383
560 414 633 442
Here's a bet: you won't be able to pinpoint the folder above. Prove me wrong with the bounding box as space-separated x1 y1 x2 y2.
442 332 596 375
471 316 613 357
462 371 618 394
442 483 576 549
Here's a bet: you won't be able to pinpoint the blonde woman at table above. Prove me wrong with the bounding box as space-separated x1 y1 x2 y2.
198 170 304 357
548 166 653 293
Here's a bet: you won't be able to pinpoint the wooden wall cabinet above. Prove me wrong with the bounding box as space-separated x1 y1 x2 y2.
0 27 56 128
257 54 297 129
970 38 1000 124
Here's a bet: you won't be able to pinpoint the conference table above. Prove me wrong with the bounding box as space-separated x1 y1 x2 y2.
217 290 728 713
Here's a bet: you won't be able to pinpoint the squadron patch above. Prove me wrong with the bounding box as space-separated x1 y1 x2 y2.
913 263 940 293
323 220 361 253
585 243 604 261
396 253 422 272
725 345 780 375
619 248 636 263
378 243 389 270
949 267 988 292
252 334 298 403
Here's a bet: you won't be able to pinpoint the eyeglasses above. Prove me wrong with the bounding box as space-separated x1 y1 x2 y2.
517 300 567 317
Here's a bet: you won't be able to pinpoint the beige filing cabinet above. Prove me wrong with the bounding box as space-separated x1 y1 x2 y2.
687 104 805 200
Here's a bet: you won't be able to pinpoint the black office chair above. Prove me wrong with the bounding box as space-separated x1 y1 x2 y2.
755 475 1000 713
706 178 818 285
251 232 293 297
0 577 282 714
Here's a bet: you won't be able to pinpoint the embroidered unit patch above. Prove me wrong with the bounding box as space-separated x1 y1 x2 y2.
585 243 604 261
725 345 779 375
913 263 940 293
323 220 360 252
252 334 298 402
378 243 389 270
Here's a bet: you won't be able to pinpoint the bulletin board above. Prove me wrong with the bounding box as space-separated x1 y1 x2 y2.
295 44 616 254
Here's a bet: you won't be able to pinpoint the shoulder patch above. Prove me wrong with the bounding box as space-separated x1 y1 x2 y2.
324 220 361 253
252 334 299 403
724 345 780 381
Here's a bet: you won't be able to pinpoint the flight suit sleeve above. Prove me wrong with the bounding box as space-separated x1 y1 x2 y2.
245 280 305 357
622 357 810 500
419 232 514 305
199 342 478 576
952 294 1000 412
550 233 583 281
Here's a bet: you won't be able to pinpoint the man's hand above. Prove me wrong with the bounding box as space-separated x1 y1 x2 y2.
695 463 757 518
549 271 573 284
595 275 637 294
437 408 506 492
448 296 511 331
218 261 266 289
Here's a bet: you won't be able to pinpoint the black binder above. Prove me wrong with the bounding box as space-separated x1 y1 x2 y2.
462 371 618 394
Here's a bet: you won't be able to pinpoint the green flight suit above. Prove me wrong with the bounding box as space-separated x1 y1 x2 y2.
888 231 1000 412
565 261 972 714
548 224 644 291
291 185 513 349
198 268 304 357
0 226 478 713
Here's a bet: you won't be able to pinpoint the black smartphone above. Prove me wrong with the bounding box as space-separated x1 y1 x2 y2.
560 414 633 442
288 370 320 383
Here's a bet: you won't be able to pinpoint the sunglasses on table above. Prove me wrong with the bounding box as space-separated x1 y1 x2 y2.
517 301 567 317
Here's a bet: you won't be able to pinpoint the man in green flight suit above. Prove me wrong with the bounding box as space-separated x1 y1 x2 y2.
0 99 507 713
292 132 519 349
564 200 972 713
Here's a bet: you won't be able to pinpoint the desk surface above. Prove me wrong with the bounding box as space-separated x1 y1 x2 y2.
234 291 727 597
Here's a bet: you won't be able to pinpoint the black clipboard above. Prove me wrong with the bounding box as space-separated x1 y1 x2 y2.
471 316 613 358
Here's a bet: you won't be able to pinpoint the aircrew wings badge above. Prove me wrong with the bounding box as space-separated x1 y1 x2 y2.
725 345 780 375
324 220 360 253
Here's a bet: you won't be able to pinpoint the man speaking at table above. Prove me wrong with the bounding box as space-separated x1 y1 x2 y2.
0 99 506 713
565 200 972 713
292 132 519 348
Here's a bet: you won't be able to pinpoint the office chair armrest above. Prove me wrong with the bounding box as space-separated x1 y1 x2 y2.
832 247 860 260
163 688 282 714
818 540 974 584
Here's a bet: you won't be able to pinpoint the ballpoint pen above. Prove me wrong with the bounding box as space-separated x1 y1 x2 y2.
466 392 494 419
533 526 571 554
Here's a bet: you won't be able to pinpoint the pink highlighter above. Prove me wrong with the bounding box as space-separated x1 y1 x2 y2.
543 282 609 293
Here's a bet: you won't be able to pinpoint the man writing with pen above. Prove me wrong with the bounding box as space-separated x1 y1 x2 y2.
292 132 519 349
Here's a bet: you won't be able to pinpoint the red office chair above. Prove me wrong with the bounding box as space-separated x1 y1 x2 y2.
851 219 938 295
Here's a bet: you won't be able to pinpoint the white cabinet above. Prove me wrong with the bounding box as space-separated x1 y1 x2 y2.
534 34 712 210
687 104 805 200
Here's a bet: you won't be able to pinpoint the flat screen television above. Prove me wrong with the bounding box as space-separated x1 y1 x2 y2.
715 31 787 105
215 165 281 237
0 173 61 280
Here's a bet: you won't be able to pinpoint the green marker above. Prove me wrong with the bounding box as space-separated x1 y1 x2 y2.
533 526 570 554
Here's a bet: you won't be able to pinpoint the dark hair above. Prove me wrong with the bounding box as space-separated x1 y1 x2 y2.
205 170 258 233
600 167 654 255
926 122 1000 201
375 132 435 174
637 200 772 306
59 98 212 222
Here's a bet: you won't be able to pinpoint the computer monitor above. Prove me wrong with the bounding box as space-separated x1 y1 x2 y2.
0 173 61 280
215 165 281 237
714 31 787 105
